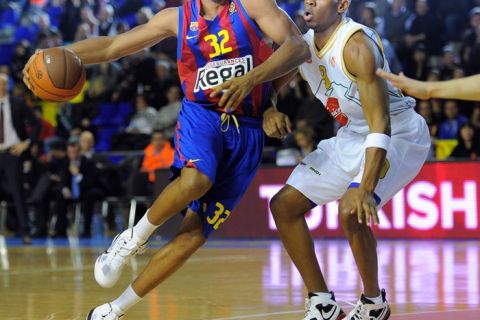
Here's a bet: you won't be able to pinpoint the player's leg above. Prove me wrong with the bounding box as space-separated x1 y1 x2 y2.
271 146 350 320
270 186 328 293
95 104 220 288
87 209 206 319
344 111 430 320
339 196 380 297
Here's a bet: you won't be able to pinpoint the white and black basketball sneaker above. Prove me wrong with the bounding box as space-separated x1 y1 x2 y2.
346 289 391 320
86 303 123 320
304 292 346 320
94 229 147 288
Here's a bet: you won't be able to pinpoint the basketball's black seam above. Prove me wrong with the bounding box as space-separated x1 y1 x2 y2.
63 48 68 89
31 63 77 98
43 51 60 89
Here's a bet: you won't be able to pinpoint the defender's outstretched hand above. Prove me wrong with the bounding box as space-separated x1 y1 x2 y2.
262 106 292 139
376 69 430 100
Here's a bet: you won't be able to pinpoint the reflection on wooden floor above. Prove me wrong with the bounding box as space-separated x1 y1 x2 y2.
0 237 479 319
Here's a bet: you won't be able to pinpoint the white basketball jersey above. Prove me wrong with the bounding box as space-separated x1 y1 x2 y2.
299 18 416 134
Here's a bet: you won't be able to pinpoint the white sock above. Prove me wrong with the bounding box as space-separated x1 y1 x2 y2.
111 285 142 314
312 292 333 300
132 210 160 242
365 294 383 304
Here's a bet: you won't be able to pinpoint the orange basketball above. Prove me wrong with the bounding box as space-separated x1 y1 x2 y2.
28 47 86 102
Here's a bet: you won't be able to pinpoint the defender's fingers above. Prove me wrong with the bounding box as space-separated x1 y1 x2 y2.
372 205 380 225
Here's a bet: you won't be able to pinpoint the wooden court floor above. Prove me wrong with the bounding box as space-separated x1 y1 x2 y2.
0 237 479 320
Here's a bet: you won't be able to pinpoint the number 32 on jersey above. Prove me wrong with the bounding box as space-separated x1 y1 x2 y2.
204 30 233 59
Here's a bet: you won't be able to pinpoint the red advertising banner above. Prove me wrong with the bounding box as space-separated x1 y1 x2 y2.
215 161 480 239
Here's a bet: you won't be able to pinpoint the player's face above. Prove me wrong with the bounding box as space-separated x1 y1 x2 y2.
303 0 349 32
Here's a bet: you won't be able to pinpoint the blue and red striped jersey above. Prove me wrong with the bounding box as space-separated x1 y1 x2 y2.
177 0 273 118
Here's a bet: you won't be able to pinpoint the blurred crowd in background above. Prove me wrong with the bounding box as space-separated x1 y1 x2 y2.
0 0 480 239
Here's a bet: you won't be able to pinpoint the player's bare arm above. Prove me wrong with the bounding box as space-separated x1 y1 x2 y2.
376 70 480 101
342 31 390 227
23 8 178 89
211 0 310 112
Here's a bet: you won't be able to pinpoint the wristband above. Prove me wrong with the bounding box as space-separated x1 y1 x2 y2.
365 133 390 151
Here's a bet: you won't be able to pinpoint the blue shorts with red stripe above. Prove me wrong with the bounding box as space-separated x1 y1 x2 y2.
172 99 264 238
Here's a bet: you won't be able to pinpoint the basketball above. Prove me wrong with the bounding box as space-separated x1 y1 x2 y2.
27 47 86 102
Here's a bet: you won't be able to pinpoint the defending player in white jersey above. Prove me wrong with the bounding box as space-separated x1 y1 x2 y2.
267 1 431 319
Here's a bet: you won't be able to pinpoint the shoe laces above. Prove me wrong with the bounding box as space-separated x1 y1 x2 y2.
346 300 369 319
107 233 146 269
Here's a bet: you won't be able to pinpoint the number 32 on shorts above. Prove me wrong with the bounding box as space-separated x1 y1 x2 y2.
206 202 231 230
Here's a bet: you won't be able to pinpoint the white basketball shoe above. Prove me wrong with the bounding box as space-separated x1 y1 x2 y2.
94 229 147 288
86 303 123 320
304 292 346 320
346 289 391 320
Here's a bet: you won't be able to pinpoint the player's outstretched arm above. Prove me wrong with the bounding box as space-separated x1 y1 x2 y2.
376 69 480 101
211 0 310 112
66 7 178 64
341 31 391 227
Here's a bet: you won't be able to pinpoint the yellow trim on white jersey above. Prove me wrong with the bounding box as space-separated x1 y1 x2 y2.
313 20 348 60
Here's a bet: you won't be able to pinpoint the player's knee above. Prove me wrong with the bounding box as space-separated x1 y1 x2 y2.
179 169 212 199
270 192 294 222
338 202 361 233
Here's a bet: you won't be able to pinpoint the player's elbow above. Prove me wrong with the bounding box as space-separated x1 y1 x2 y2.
295 37 311 62
286 34 310 63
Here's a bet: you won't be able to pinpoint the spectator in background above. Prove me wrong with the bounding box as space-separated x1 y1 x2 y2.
405 0 444 56
79 130 95 159
135 6 154 27
0 73 40 244
111 95 156 150
28 139 67 237
59 0 82 42
97 4 117 36
33 106 55 142
294 127 316 160
360 2 402 73
10 41 31 84
438 100 468 139
417 100 438 136
56 139 101 238
383 0 411 48
153 85 182 138
126 95 156 135
141 130 174 183
150 60 176 108
360 2 384 36
461 7 480 75
449 123 480 160
405 43 429 80
74 22 93 42
439 45 460 80
79 5 98 36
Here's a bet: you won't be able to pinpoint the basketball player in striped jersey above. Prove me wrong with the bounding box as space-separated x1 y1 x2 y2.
24 1 309 319
267 1 430 319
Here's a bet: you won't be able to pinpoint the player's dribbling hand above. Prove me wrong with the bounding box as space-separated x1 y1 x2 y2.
210 74 255 113
22 50 41 91
376 69 431 100
340 188 379 227
262 106 291 139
